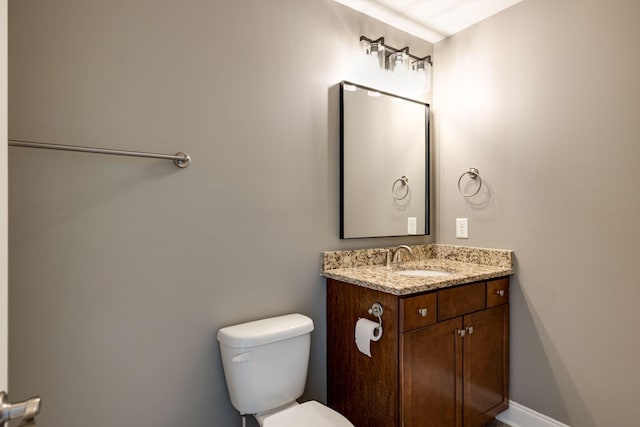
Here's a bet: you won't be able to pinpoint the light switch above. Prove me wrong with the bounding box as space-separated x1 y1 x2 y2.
456 218 469 238
408 217 417 235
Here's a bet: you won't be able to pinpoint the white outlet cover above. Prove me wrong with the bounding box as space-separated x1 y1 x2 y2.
408 217 417 235
456 218 469 238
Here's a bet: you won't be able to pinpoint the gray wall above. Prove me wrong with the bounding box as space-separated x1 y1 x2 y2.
8 1 431 426
433 0 640 425
19 0 639 426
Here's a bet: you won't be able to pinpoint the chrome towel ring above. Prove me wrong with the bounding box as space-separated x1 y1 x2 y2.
392 175 409 200
457 168 482 197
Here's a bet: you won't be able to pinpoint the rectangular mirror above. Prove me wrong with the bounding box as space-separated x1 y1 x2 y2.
340 81 430 239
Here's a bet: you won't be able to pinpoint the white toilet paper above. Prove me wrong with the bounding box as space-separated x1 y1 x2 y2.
355 318 383 357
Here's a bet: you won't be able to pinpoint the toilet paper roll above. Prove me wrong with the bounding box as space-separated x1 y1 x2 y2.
355 318 383 357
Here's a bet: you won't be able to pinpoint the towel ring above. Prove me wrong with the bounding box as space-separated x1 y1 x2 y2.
392 175 409 200
457 168 482 197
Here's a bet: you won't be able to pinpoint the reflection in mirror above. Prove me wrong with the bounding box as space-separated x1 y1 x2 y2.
340 81 430 239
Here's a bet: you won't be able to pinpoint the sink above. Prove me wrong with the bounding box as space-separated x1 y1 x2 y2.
395 269 453 277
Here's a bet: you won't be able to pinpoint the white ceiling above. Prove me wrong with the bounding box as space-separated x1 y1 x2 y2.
334 0 523 42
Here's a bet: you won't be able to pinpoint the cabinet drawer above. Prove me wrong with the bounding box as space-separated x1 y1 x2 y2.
486 277 509 307
438 282 486 321
400 293 437 331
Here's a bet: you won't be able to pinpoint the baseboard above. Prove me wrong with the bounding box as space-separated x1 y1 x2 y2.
496 400 571 427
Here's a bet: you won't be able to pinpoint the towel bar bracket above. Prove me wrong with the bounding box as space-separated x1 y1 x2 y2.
173 152 191 168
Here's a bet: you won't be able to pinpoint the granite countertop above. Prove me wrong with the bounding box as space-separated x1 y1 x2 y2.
321 244 514 296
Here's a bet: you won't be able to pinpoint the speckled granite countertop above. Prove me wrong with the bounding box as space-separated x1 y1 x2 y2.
321 244 513 296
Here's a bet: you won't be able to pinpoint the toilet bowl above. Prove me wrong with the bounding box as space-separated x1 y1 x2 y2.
261 401 352 427
217 313 353 426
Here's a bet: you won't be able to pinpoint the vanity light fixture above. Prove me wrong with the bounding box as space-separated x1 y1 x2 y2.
360 35 432 77
363 37 385 56
412 58 429 71
361 36 386 68
412 58 432 91
389 48 409 71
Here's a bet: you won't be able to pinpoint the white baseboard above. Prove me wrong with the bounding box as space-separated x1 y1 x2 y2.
496 400 571 427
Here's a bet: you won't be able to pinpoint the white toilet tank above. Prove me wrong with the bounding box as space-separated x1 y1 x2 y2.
217 313 314 415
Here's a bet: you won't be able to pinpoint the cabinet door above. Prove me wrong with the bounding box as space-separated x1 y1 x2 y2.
401 317 463 427
463 304 509 427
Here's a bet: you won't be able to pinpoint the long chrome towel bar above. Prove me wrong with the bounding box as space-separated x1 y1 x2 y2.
8 139 191 168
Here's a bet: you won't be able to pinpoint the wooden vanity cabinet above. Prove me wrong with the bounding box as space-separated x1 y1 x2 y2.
327 277 509 427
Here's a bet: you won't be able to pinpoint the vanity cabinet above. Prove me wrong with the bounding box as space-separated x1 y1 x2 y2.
327 277 509 427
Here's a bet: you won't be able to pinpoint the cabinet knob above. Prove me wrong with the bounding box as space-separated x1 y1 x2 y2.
417 308 428 317
495 290 505 297
466 326 474 335
456 329 466 337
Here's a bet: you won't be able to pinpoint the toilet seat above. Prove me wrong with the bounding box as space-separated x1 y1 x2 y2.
262 401 353 427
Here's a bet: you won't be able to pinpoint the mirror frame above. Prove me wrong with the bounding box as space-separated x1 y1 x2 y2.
339 81 431 239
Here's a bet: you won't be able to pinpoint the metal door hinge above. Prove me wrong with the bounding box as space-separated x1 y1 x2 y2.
0 391 41 427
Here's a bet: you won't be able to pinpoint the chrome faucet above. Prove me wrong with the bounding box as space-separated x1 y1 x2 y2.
0 392 41 427
385 245 413 266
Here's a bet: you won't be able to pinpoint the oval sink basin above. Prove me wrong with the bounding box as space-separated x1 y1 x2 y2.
395 269 453 277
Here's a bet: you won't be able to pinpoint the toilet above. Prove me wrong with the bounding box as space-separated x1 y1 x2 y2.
217 313 353 427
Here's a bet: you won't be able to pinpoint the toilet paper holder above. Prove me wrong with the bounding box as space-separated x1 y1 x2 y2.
368 303 384 328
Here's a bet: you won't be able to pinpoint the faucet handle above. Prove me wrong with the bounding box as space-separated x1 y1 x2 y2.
381 249 392 267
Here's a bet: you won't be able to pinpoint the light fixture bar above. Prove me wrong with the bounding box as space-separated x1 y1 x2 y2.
359 35 432 65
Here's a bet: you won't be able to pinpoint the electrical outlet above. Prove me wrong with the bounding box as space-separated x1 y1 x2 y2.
407 217 417 235
456 218 469 238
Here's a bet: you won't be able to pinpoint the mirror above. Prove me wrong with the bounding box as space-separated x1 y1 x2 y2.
340 81 430 239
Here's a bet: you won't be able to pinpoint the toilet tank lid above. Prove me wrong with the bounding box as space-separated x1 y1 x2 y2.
217 313 314 348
